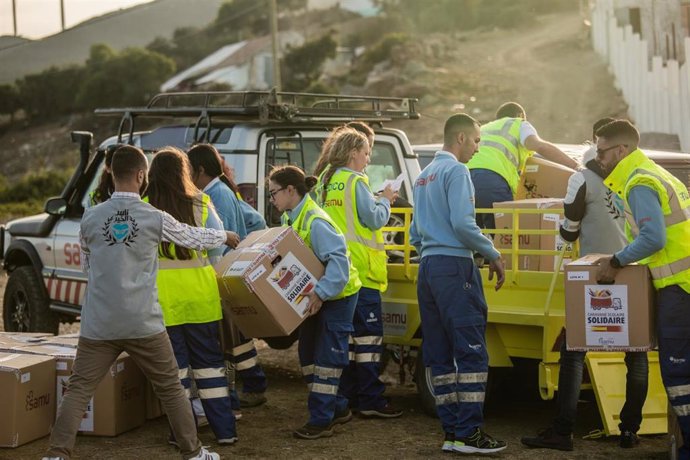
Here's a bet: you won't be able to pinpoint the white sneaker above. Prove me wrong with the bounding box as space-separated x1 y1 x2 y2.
188 447 220 460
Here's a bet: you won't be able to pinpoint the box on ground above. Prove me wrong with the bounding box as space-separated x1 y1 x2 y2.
0 352 56 447
15 344 146 436
516 156 575 199
565 254 655 351
215 226 325 337
493 198 572 271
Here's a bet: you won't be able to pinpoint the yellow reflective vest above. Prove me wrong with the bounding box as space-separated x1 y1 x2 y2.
467 117 534 195
605 149 690 293
282 194 361 299
155 193 223 326
318 169 388 292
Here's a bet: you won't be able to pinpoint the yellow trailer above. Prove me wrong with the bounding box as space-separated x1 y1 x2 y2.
381 207 667 436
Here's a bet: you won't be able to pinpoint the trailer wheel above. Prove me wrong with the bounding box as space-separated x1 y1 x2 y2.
3 266 58 334
414 349 438 417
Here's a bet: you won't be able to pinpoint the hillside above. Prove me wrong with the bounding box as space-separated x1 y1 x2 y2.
0 0 224 84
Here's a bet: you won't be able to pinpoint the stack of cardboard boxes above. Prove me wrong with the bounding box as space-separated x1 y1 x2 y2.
0 332 148 447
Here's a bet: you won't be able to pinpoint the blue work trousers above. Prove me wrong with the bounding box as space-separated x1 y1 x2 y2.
232 331 268 394
658 285 690 460
167 322 237 440
470 168 513 232
417 255 489 438
299 293 358 427
553 335 648 435
339 287 387 411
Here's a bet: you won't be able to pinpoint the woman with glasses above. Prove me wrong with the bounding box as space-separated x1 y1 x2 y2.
146 147 238 447
267 165 361 439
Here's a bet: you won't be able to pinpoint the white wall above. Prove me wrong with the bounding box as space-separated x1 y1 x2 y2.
592 0 690 151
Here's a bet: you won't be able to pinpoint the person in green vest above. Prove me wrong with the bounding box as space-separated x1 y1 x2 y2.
593 120 690 460
317 127 403 418
267 165 361 440
146 147 238 446
467 101 579 230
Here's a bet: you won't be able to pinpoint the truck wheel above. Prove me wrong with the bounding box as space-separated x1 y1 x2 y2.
414 350 438 417
3 266 58 334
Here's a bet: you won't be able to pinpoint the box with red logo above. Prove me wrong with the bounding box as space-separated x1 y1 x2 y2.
0 352 55 447
13 344 146 436
215 226 325 337
565 254 655 351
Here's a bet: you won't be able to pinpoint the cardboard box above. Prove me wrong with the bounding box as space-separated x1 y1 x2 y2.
41 335 79 348
15 345 146 436
516 156 575 199
494 198 572 271
0 352 56 447
565 254 655 351
215 226 325 337
0 332 53 350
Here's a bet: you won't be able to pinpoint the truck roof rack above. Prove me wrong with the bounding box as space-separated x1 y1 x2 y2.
95 89 419 143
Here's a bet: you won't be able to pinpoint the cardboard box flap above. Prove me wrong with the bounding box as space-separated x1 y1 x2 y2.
0 352 54 371
568 253 607 266
13 344 77 358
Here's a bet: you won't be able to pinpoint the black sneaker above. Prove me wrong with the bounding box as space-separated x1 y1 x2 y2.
521 427 573 451
359 402 403 418
293 423 334 440
441 432 455 453
454 428 507 454
332 408 353 425
619 430 640 448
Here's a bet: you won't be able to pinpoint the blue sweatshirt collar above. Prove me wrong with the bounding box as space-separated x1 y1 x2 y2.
286 195 309 222
435 151 457 161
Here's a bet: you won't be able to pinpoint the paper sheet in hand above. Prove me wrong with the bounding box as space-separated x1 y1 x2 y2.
380 173 405 192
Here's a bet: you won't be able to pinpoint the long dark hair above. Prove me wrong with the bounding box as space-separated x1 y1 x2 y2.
187 143 237 192
93 146 117 204
147 147 202 260
269 165 317 198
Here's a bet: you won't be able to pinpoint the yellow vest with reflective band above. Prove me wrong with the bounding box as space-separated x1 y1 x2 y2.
319 169 388 292
282 195 361 299
467 117 534 195
604 149 690 293
154 193 223 326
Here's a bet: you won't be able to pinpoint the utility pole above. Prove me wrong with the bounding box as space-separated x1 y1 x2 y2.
269 0 282 91
60 0 66 31
12 0 17 36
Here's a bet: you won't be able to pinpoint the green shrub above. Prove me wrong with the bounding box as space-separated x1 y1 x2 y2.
0 170 71 203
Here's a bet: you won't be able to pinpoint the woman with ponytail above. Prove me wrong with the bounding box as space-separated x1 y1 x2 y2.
318 128 402 418
267 165 361 440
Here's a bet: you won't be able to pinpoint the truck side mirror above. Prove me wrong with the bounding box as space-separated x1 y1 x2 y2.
45 197 67 216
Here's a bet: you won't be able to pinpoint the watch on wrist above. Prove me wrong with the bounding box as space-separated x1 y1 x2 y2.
610 255 622 269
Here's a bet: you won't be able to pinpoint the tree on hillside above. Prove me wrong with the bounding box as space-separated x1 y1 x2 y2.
281 33 337 92
213 0 308 40
76 45 176 109
16 65 85 121
0 84 20 123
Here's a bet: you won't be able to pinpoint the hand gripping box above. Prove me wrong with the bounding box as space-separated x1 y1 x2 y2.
565 254 655 351
13 344 146 436
215 226 325 337
0 352 56 447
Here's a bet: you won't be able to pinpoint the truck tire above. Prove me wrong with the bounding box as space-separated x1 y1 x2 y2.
3 266 59 334
414 349 438 417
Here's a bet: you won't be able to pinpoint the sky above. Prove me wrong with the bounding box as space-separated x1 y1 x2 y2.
0 0 154 39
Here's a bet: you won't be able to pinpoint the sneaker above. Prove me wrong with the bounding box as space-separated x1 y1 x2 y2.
239 391 267 408
441 432 455 453
619 430 640 448
218 436 239 445
332 408 353 425
359 402 403 418
454 428 507 454
293 423 334 440
233 410 243 420
521 427 573 451
188 447 220 460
